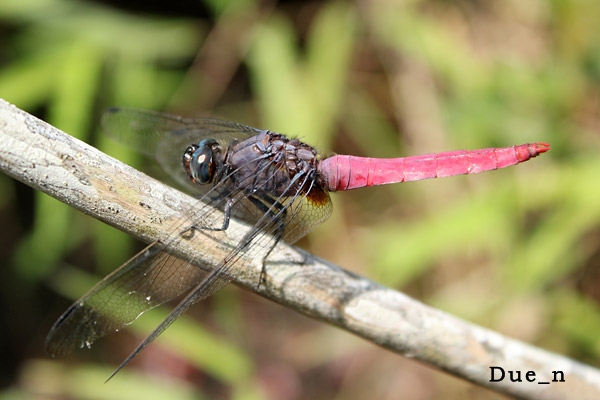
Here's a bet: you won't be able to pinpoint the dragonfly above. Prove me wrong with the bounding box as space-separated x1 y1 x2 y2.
45 108 550 378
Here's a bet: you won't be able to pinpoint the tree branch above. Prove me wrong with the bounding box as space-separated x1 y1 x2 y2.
0 98 598 399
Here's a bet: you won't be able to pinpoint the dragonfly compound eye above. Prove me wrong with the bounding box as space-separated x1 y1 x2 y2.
183 139 218 184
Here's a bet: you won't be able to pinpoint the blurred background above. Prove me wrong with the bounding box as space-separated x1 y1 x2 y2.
0 0 599 399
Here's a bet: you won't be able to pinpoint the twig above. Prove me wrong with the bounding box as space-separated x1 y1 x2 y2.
0 99 598 400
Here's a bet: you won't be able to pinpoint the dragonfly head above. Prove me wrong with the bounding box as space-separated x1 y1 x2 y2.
183 139 220 185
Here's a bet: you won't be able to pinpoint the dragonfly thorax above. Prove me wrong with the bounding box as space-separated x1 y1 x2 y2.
227 131 320 197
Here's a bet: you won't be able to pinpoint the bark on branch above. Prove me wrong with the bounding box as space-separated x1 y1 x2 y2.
0 99 598 399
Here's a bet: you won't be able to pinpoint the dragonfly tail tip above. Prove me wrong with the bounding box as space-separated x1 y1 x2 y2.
535 142 551 154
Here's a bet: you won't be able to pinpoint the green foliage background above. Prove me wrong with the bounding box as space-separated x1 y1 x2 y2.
0 0 599 399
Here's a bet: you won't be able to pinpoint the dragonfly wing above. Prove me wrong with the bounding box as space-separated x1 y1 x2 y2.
230 181 333 246
279 185 333 245
45 242 209 357
101 108 263 191
107 265 232 380
111 173 334 374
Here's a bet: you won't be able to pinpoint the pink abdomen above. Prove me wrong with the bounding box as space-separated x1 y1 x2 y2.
317 142 550 192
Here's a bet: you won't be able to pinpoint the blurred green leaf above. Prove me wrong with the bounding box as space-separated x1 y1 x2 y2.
368 181 513 286
506 157 600 290
16 359 202 400
554 290 600 358
0 51 60 109
247 1 356 145
13 194 78 280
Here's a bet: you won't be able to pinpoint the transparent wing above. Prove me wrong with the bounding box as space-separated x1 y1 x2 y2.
106 173 335 377
45 180 238 357
48 109 334 373
46 163 333 361
101 108 263 191
45 243 208 357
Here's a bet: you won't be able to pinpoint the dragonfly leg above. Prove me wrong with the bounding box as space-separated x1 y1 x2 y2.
180 197 236 238
246 194 287 289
